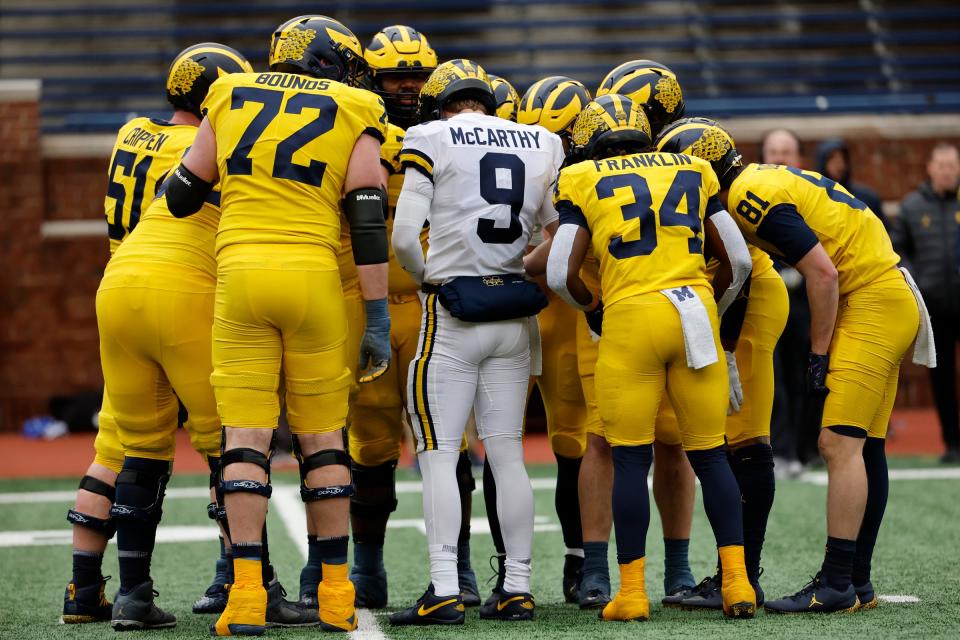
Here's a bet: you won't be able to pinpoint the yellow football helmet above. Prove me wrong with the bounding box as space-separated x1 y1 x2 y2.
597 60 684 137
269 15 366 87
418 59 496 123
488 74 520 121
517 76 592 151
364 25 437 128
570 94 652 160
166 43 252 118
656 117 742 188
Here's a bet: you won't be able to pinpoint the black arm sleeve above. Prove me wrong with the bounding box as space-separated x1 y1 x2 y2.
706 194 725 218
343 187 389 265
719 275 751 344
755 203 820 266
556 199 590 231
164 163 213 218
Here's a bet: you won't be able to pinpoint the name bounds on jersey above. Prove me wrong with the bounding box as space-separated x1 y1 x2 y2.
449 126 541 149
254 73 331 91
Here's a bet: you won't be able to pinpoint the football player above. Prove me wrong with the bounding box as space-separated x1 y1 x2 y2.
571 61 698 609
478 75 592 606
489 74 520 121
61 43 240 626
673 122 930 614
541 95 756 621
167 15 390 635
389 59 565 625
316 25 479 610
657 118 789 610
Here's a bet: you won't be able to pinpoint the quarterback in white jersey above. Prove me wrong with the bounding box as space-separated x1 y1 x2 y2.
389 60 563 626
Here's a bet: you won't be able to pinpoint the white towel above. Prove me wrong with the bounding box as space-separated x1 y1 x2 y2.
529 315 543 376
899 267 937 368
660 286 719 370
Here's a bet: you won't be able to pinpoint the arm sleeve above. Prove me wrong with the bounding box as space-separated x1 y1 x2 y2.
553 168 590 231
710 210 753 316
392 168 434 285
755 203 820 266
399 125 437 183
719 275 752 344
546 224 592 310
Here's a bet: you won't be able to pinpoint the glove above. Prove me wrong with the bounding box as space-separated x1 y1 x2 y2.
805 352 829 397
584 299 604 340
358 298 391 384
725 350 743 415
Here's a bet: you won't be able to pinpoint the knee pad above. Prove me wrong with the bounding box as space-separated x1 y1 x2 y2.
456 451 476 493
66 475 117 538
350 458 398 517
205 456 228 525
292 436 354 502
109 459 171 525
219 447 273 498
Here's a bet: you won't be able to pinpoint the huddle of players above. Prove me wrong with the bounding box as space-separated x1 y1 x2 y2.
59 12 934 635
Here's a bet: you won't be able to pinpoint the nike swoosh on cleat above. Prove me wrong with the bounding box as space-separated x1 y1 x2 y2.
418 599 458 616
497 596 527 611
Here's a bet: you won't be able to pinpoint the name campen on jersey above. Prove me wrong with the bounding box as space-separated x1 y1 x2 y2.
254 73 331 91
593 153 692 172
449 126 541 149
122 128 171 152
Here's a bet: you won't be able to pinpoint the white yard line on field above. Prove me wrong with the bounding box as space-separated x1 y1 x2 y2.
272 487 386 640
0 525 217 548
879 595 920 604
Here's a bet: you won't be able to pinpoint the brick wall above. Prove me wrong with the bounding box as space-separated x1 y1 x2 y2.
0 82 957 431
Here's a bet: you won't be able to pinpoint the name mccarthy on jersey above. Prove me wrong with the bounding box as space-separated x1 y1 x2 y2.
448 125 543 149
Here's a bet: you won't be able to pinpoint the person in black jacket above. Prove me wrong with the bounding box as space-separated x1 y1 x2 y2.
815 138 888 229
893 142 960 463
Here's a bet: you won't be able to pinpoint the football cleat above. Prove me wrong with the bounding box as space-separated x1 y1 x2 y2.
266 580 318 628
718 546 756 618
661 583 696 609
459 564 481 607
482 555 506 608
579 586 612 610
855 582 878 610
211 580 267 636
601 559 648 622
298 564 321 609
61 577 113 624
562 554 584 604
388 584 465 626
764 573 859 614
193 557 231 614
350 566 388 609
317 564 358 632
479 591 535 621
680 574 722 611
111 580 177 631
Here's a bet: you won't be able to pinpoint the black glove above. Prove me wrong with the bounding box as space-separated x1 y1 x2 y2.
584 300 604 337
805 352 829 396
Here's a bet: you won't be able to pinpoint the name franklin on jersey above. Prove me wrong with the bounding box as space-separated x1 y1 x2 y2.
449 125 543 149
593 152 692 172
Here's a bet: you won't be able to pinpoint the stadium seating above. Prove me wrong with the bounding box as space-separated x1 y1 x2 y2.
1 0 958 131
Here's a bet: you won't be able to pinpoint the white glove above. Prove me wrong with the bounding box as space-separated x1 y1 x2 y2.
725 350 743 415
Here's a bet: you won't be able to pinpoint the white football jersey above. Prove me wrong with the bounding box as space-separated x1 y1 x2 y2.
400 112 564 283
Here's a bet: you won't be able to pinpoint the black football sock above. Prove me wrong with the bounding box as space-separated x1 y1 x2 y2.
115 457 169 593
72 551 104 589
686 446 744 548
611 445 653 563
482 456 506 555
729 443 776 583
853 437 888 587
456 451 475 548
555 453 584 552
821 536 856 591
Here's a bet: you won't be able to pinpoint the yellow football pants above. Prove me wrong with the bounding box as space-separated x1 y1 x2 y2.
655 268 789 447
349 293 423 466
211 246 351 433
596 287 727 451
94 391 124 473
822 269 919 437
536 294 587 458
96 268 220 461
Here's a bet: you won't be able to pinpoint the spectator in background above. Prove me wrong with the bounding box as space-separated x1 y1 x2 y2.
815 138 889 229
893 142 960 463
760 129 810 477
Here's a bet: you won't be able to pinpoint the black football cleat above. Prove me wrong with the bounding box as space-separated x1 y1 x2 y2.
562 554 584 604
479 591 535 621
61 577 113 624
764 573 859 614
111 580 177 630
265 580 318 628
388 585 464 626
680 574 722 611
482 555 506 609
661 583 696 609
193 558 231 614
578 572 611 610
349 567 388 609
459 564 481 607
854 581 877 611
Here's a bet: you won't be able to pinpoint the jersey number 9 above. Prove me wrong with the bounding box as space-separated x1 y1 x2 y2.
477 152 525 244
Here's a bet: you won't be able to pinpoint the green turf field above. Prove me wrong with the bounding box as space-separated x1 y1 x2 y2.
2 463 959 639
